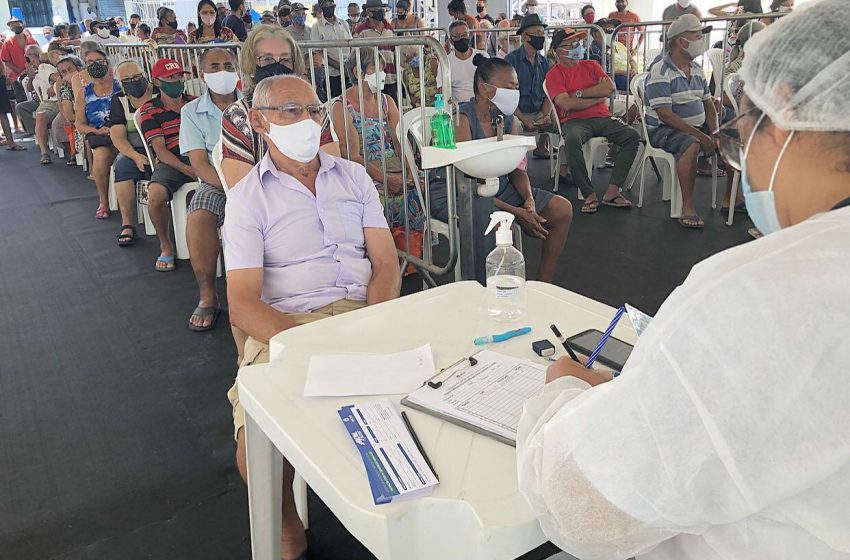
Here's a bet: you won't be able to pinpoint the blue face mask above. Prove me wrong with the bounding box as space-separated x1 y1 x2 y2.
740 114 793 236
566 44 585 60
292 14 307 25
409 56 420 69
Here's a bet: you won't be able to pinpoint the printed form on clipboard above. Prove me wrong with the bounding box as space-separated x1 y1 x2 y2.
401 350 548 446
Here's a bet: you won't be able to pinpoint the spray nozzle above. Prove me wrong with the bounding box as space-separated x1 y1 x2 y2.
484 211 516 245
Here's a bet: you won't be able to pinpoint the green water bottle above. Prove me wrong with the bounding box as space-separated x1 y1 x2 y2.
430 94 456 149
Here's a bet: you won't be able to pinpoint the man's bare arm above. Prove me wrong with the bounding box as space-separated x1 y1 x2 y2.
227 268 300 343
363 227 401 305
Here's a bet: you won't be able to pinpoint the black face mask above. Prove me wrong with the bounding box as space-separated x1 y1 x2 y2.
130 22 137 29
528 35 545 50
370 10 385 22
88 60 109 79
615 2 626 11
167 20 178 29
397 12 407 20
476 5 484 13
452 38 470 53
322 6 336 18
11 24 23 34
122 76 149 97
254 61 294 85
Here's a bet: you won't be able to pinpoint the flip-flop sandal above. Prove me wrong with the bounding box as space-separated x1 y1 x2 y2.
602 195 632 208
678 214 705 229
720 202 748 214
5 145 26 151
697 168 727 177
155 255 176 272
95 204 110 219
581 199 599 214
117 225 137 247
188 306 221 332
40 153 51 164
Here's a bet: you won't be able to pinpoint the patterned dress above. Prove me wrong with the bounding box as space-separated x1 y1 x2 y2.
343 95 425 233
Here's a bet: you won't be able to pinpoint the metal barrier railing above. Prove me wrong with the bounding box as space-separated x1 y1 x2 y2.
394 27 448 43
79 37 458 283
298 36 458 285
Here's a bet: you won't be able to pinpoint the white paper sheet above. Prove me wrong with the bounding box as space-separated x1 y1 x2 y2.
305 344 436 397
404 350 547 443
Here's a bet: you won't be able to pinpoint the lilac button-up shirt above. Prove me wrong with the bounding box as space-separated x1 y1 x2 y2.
222 151 389 313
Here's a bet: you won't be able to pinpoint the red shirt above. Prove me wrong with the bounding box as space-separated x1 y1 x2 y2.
353 19 394 35
608 9 642 48
0 35 38 80
545 60 611 123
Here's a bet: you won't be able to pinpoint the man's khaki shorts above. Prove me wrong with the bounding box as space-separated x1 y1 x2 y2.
227 299 367 441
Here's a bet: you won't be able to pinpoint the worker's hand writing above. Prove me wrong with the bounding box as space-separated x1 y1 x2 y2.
514 207 548 239
545 357 613 386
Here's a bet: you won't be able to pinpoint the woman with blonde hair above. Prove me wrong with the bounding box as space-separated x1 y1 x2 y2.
220 24 311 187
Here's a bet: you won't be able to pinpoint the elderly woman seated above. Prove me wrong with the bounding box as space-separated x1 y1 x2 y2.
331 48 426 259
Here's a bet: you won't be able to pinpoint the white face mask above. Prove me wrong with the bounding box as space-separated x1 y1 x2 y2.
682 35 707 58
777 5 792 11
200 13 217 26
364 70 385 93
526 5 538 14
486 84 520 115
604 34 613 48
263 115 323 163
96 27 111 39
203 70 238 95
677 0 691 7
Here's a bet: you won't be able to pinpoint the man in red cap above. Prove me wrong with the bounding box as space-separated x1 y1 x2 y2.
137 58 197 272
545 28 639 215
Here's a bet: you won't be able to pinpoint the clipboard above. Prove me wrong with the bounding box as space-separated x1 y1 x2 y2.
400 350 548 447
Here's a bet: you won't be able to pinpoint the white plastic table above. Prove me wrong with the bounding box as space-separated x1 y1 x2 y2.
239 281 636 560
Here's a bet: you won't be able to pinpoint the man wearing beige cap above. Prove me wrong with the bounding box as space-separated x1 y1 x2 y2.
644 13 717 229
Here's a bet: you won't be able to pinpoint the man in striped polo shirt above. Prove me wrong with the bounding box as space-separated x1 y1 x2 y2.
138 58 197 271
644 14 718 229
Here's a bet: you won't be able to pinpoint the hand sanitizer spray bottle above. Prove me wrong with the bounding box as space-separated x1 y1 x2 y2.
484 211 526 321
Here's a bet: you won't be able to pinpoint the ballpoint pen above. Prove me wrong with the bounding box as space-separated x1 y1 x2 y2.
549 324 582 364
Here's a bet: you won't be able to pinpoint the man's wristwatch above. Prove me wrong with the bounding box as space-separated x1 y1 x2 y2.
574 90 584 98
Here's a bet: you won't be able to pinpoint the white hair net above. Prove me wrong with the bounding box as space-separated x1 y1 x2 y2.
740 0 850 132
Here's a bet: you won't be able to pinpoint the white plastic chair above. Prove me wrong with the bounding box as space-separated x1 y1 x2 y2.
396 107 463 281
541 81 608 196
631 73 682 217
107 165 119 211
705 48 726 98
133 111 198 259
721 75 742 226
212 139 229 195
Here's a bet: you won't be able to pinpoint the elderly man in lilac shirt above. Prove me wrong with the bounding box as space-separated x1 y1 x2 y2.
222 75 400 559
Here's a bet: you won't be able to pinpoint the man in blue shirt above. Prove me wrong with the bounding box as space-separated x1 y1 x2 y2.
644 14 717 229
505 14 556 159
179 48 241 331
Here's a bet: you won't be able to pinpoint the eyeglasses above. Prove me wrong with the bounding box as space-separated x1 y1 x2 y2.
713 105 761 171
255 102 327 124
256 54 295 67
450 32 470 40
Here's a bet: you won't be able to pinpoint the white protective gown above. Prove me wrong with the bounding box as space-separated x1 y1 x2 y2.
517 206 850 560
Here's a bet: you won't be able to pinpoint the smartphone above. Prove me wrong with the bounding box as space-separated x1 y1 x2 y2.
565 329 634 371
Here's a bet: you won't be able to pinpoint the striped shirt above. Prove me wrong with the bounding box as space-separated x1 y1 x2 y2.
644 54 711 133
138 94 195 156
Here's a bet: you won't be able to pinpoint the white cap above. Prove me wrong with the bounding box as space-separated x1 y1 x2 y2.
485 211 515 246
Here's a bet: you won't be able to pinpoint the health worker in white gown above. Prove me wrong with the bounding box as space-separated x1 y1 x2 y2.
516 1 850 559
